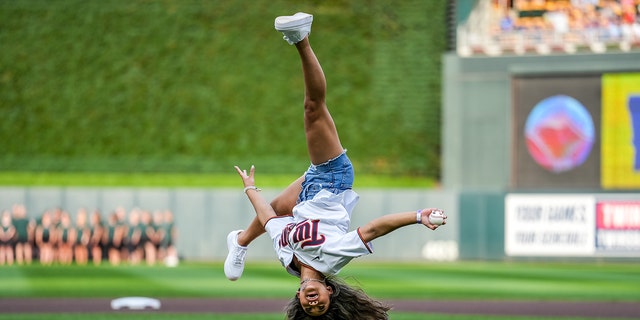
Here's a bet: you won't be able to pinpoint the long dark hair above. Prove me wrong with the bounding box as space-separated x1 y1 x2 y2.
284 276 391 319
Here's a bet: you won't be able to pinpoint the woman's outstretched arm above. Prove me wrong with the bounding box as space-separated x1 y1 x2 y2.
358 208 446 243
234 165 278 226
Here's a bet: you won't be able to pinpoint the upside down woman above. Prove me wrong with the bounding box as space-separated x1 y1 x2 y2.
226 12 447 319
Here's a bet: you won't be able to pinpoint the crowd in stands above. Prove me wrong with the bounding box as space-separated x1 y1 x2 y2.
458 0 640 55
0 204 178 267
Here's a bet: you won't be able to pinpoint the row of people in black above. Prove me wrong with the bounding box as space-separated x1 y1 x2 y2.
0 204 178 266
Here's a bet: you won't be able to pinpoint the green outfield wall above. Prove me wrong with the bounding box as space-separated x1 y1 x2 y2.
0 187 459 261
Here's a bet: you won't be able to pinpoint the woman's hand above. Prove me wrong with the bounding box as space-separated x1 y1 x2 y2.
419 208 447 230
234 165 256 188
234 164 276 226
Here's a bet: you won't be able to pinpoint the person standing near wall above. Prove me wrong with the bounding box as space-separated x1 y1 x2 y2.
125 209 143 265
115 207 129 263
89 210 104 265
104 212 124 266
12 204 34 265
139 210 156 266
74 208 91 265
56 211 75 265
0 210 16 266
35 211 56 265
161 210 178 266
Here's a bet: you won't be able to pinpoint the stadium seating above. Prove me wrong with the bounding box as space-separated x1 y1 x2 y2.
457 0 640 56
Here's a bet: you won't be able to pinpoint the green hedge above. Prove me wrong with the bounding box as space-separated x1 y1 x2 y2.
0 0 445 177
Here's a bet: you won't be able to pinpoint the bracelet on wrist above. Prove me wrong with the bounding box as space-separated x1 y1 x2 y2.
416 209 422 224
243 186 262 194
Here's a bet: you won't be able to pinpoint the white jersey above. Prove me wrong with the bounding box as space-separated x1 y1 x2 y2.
264 189 373 277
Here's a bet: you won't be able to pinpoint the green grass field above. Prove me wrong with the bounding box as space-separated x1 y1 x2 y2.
0 261 638 319
0 171 436 188
3 261 639 300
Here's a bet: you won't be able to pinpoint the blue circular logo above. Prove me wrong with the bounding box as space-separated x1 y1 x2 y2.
524 95 595 173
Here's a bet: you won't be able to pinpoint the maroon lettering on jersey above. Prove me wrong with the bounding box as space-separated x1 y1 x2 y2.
279 223 296 247
292 219 326 248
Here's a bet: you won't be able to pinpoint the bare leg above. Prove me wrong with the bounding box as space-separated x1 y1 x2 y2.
15 243 24 265
225 29 344 281
236 37 342 245
295 37 344 165
24 244 32 264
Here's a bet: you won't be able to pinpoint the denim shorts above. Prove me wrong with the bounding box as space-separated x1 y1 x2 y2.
297 151 354 203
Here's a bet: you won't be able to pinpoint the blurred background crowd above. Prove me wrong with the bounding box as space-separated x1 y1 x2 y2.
0 204 178 267
458 0 640 55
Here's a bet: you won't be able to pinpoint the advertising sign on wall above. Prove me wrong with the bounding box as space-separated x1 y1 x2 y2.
601 73 640 189
596 201 640 255
506 194 640 257
505 194 595 256
511 76 601 189
512 72 640 190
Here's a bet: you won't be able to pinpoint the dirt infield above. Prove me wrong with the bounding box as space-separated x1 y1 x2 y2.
1 298 638 318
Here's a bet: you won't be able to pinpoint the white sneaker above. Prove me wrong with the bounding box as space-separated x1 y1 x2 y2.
274 12 313 45
224 230 247 281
